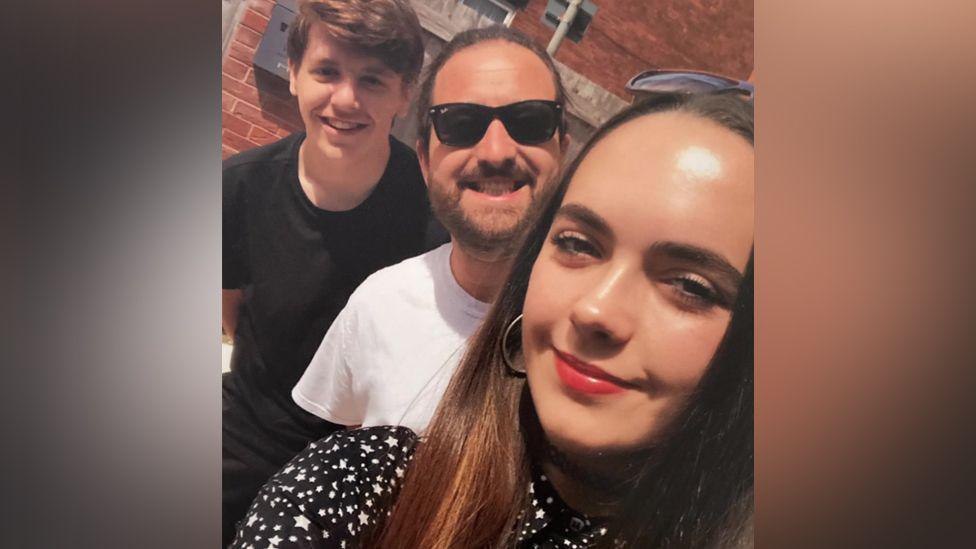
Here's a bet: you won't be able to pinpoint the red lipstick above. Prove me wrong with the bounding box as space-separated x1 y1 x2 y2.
553 349 631 395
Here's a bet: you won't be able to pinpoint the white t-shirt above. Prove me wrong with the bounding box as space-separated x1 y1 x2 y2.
292 243 490 434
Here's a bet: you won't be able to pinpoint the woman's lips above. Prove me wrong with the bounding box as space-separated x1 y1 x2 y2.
553 349 632 395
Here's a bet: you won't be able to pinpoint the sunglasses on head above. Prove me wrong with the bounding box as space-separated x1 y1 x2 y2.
428 100 563 148
625 69 754 101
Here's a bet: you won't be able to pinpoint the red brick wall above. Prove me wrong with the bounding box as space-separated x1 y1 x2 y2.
221 0 304 159
510 0 753 99
221 0 753 157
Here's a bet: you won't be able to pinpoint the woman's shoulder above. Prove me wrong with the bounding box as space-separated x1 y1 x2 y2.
230 426 419 547
286 425 419 484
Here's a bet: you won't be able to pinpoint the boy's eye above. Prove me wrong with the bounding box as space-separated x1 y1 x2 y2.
360 75 384 87
551 231 601 259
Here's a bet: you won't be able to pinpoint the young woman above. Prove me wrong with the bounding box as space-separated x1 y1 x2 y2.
230 92 755 548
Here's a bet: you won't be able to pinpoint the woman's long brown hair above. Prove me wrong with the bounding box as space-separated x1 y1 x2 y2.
371 92 755 548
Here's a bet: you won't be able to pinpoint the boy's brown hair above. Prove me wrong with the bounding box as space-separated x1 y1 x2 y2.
286 0 425 85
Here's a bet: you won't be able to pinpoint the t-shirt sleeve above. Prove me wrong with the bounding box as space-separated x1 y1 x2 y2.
222 168 248 289
292 303 366 426
228 427 417 548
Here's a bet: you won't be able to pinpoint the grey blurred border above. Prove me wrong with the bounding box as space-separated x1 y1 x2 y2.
4 1 976 548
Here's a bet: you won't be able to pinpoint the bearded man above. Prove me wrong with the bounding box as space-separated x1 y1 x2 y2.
292 26 568 433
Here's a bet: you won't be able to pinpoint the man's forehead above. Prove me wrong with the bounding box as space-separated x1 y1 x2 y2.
432 41 556 105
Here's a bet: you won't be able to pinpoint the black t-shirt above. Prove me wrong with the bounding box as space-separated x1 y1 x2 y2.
222 133 436 473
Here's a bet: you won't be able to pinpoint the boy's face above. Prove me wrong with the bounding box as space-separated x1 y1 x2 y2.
289 24 409 161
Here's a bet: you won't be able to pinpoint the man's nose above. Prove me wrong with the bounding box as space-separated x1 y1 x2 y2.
472 118 518 168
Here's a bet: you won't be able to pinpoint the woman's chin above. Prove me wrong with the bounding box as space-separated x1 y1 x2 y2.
546 429 641 460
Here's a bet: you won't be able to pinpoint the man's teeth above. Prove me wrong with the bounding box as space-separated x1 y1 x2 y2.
464 180 526 196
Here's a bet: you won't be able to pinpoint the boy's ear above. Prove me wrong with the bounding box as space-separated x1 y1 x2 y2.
397 82 413 118
288 61 298 97
415 139 430 187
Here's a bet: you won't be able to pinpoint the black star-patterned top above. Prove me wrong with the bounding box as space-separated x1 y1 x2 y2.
229 426 612 548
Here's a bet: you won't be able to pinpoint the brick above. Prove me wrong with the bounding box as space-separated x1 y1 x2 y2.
227 40 256 65
259 96 303 128
241 8 270 33
232 100 291 135
249 0 275 19
223 128 261 153
222 145 238 160
222 77 263 110
222 110 252 137
235 25 262 49
222 57 248 81
221 91 237 112
248 125 278 145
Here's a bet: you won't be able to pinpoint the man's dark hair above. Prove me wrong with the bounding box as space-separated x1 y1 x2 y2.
415 25 568 153
286 0 425 85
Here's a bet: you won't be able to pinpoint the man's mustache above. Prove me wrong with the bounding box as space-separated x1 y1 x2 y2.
458 162 534 182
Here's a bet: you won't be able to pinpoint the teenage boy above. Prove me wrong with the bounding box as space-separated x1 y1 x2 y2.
221 1 429 544
293 26 568 435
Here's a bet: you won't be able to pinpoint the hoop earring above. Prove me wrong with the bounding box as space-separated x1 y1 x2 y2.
501 314 526 376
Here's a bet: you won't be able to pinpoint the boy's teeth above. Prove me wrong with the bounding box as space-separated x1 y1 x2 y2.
327 119 361 130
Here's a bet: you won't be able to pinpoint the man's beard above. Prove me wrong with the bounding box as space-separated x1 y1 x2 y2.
428 175 538 256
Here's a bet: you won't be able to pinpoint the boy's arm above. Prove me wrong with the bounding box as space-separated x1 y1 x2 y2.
222 289 244 341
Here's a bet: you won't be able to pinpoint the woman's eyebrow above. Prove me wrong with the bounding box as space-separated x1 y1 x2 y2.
554 203 613 238
649 241 744 287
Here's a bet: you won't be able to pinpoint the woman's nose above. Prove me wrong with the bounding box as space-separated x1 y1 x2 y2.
569 266 637 346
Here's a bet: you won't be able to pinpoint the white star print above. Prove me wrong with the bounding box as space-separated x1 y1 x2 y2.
535 509 545 519
293 515 311 530
360 444 373 453
267 534 282 546
247 513 258 527
384 436 399 447
372 483 383 495
358 511 370 525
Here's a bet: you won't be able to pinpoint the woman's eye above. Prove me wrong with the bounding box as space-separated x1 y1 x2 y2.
314 67 339 79
551 231 601 259
667 274 724 310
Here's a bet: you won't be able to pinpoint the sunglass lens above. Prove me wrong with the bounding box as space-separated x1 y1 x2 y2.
501 102 559 144
435 106 490 147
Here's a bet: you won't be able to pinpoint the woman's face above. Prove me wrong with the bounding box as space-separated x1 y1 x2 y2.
522 111 755 455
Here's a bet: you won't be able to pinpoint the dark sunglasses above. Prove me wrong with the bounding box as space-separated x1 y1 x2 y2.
428 100 563 147
625 69 754 101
